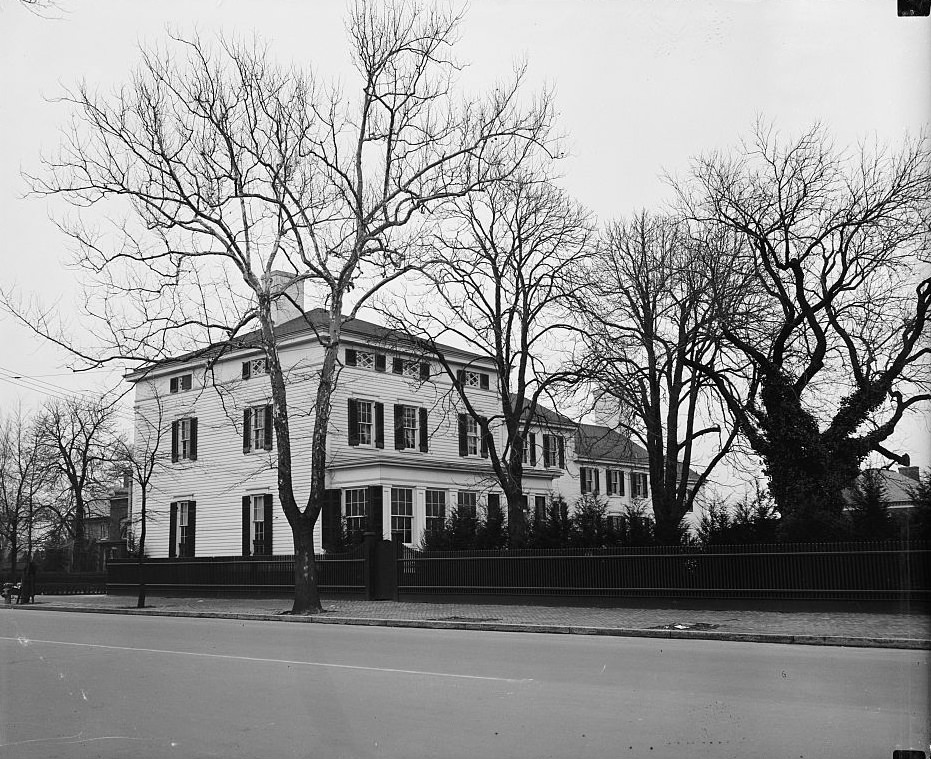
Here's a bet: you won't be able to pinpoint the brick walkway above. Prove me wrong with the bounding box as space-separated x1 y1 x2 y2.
10 594 929 648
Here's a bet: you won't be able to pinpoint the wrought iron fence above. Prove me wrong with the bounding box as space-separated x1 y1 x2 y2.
106 548 366 595
396 541 931 601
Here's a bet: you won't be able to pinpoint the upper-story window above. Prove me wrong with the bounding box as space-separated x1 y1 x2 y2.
393 405 428 452
171 417 198 462
346 348 386 372
521 433 537 466
542 433 565 469
606 469 625 496
632 472 649 499
348 399 384 448
392 357 430 380
241 358 268 380
243 404 273 453
457 368 490 390
580 466 600 494
169 373 193 394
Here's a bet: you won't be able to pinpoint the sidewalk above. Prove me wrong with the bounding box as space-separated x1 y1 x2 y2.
9 593 930 650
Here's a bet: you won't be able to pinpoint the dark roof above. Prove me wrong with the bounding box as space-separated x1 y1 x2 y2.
127 309 478 379
843 468 923 506
521 404 577 429
575 423 649 464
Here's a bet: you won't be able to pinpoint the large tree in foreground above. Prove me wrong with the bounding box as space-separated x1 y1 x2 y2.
391 175 593 546
680 125 931 538
576 212 752 544
4 2 553 612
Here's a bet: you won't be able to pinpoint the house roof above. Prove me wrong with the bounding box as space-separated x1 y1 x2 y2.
575 423 649 465
844 468 922 506
126 309 482 380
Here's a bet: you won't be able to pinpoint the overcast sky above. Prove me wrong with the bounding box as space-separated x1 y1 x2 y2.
1 0 929 476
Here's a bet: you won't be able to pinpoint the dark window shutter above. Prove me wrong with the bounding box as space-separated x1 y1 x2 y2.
345 348 357 367
529 433 537 466
594 469 600 494
374 402 384 449
557 436 565 469
479 373 489 390
606 471 615 496
619 471 625 497
264 405 273 450
170 377 179 394
243 408 252 454
367 485 383 536
242 361 251 380
242 496 251 556
322 489 342 549
456 369 465 386
392 357 403 374
168 502 178 558
348 399 359 446
264 494 273 555
419 362 430 381
189 418 198 461
488 493 500 515
580 467 589 494
458 413 468 457
480 416 489 459
171 421 179 463
418 408 428 452
374 353 386 372
394 404 405 450
188 501 196 557
394 403 404 451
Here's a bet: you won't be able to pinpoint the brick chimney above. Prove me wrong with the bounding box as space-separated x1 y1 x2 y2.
898 466 920 482
265 271 304 325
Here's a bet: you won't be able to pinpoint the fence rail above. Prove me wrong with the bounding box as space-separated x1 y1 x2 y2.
397 541 931 601
106 549 366 595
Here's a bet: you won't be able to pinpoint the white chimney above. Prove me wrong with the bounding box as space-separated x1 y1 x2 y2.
266 271 304 325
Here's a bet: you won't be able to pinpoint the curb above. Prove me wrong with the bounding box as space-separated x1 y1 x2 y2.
10 604 930 650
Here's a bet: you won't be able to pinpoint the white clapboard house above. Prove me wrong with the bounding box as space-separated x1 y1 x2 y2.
127 299 669 558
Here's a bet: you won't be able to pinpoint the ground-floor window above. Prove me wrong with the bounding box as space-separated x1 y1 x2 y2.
457 490 478 518
251 495 266 554
170 500 195 558
391 487 413 543
243 494 272 556
344 488 367 536
534 495 547 521
425 489 446 533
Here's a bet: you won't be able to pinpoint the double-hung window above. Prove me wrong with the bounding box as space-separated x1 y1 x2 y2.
171 417 198 462
344 489 367 535
244 494 273 556
169 500 196 558
402 406 417 448
542 434 564 468
391 487 413 543
356 401 373 445
466 417 478 455
243 405 273 453
457 490 478 518
252 497 266 554
632 472 649 498
580 466 599 494
425 490 446 533
607 470 624 496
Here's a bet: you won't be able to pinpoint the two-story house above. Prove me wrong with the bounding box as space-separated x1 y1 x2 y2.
127 299 676 557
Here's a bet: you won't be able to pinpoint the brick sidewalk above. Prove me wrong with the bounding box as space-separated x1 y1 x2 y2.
9 594 930 649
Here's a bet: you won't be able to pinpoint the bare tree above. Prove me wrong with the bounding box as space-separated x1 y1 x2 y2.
679 124 931 538
4 2 553 612
113 386 168 608
576 212 752 543
36 396 121 569
390 175 593 546
0 409 54 575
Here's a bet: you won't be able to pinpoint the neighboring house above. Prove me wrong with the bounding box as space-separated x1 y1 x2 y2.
126 294 693 557
844 467 925 514
85 479 131 570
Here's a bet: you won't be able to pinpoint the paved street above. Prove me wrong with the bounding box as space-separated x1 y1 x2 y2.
1 609 928 758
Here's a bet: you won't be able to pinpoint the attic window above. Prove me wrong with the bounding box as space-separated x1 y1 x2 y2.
169 373 193 394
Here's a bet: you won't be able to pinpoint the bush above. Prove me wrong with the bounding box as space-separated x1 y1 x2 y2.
848 470 897 541
615 501 655 547
528 495 573 548
572 494 620 548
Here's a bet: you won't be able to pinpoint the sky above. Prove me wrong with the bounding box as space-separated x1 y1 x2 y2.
0 0 929 482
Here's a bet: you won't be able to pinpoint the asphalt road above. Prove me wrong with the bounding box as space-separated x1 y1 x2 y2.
0 609 927 759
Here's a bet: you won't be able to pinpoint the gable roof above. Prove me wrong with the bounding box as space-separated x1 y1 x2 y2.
575 423 649 464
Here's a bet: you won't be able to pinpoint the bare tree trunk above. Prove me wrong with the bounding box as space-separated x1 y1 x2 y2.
136 493 146 608
292 523 319 614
